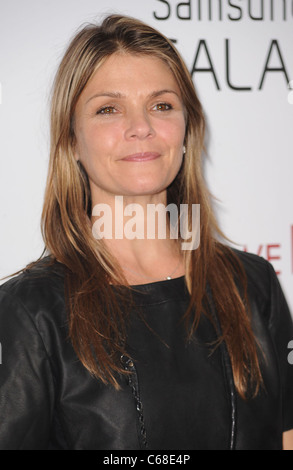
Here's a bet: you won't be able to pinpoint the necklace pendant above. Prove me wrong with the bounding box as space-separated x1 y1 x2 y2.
166 276 172 280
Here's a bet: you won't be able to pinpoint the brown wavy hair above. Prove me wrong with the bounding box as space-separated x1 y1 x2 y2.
38 14 262 398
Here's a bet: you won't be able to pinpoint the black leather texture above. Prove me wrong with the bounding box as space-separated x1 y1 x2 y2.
0 249 292 449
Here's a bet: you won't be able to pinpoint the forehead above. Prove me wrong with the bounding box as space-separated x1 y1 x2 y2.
83 52 180 96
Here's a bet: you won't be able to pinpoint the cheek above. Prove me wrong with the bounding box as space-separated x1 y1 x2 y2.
160 119 186 148
86 123 122 156
75 127 105 163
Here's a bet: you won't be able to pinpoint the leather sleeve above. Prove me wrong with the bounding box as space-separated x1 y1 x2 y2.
266 261 293 432
0 288 54 449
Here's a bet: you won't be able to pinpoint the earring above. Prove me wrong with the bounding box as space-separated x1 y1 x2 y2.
183 145 186 155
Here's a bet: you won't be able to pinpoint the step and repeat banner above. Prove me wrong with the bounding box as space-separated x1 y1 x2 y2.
0 0 292 311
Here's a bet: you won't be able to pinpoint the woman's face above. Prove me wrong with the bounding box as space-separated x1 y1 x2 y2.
74 53 186 204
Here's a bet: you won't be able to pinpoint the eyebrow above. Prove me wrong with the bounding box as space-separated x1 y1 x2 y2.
86 89 180 104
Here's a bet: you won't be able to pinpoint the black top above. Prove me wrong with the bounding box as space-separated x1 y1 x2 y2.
125 277 231 449
0 249 293 449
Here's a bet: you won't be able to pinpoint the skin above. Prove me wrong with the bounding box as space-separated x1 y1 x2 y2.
73 53 293 446
283 429 293 450
74 53 186 282
74 53 186 204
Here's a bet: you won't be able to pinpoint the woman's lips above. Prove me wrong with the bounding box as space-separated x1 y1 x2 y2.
121 152 161 162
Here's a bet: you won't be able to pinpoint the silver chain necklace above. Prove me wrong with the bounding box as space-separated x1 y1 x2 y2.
122 259 181 282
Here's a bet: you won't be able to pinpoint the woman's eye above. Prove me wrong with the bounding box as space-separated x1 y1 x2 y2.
153 102 172 111
97 106 117 115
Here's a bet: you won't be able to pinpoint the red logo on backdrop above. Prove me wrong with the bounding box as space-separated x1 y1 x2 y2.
242 225 293 276
243 243 282 275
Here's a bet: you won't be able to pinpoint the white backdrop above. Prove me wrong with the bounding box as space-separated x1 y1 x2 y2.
0 0 292 312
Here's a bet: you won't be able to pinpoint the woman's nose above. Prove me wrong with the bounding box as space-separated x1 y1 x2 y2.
124 109 155 140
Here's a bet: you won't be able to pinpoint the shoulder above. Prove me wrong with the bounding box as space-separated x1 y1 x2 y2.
231 247 291 328
0 256 65 292
231 247 275 295
0 256 66 324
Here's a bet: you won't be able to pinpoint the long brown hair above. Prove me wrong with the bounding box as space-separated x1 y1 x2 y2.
39 15 262 398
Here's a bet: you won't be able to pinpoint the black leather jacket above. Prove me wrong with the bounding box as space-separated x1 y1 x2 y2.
0 250 292 450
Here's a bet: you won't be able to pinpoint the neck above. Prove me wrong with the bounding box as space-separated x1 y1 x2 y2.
90 191 184 284
91 191 173 244
106 237 184 285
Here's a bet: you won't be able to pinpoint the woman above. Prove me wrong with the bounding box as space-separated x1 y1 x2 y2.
0 14 292 450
